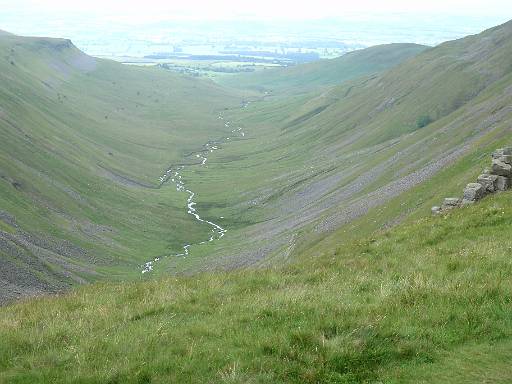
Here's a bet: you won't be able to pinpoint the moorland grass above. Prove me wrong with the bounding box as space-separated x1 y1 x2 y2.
1 191 511 383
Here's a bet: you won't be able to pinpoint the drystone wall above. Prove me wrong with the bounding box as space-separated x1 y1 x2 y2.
432 147 511 214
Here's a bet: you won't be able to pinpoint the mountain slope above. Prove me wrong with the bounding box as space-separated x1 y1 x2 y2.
219 43 427 94
0 36 429 303
165 20 512 273
2 20 512 303
0 32 246 303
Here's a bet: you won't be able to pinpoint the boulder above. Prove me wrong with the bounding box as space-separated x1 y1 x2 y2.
491 158 512 177
492 147 512 159
492 148 512 165
497 155 512 164
477 174 498 192
496 176 510 191
463 183 486 202
431 206 442 215
482 168 491 175
442 197 461 210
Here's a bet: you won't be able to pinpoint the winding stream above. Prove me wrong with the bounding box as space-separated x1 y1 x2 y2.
141 107 248 273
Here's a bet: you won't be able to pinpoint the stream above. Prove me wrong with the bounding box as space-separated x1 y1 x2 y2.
141 104 249 273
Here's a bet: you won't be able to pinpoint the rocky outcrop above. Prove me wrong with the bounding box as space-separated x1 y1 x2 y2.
442 197 461 210
462 183 486 205
433 147 512 213
476 174 498 192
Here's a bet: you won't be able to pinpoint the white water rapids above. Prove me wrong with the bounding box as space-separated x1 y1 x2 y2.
141 108 248 273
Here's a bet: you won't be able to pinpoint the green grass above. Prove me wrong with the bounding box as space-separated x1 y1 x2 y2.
1 191 511 383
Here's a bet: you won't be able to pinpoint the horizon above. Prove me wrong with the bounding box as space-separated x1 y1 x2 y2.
1 14 511 59
1 1 511 55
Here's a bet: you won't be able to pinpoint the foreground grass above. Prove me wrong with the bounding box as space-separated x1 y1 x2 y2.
1 192 512 383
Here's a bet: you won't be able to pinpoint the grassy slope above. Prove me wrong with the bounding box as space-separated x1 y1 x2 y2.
163 20 512 273
0 34 431 301
0 33 248 301
1 190 511 383
218 43 427 94
1 22 511 293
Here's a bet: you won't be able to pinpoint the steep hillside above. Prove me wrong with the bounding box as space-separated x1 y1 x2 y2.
164 20 512 273
219 43 427 94
0 32 246 302
1 190 511 383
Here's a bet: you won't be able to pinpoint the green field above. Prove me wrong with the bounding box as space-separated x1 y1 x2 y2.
107 58 280 80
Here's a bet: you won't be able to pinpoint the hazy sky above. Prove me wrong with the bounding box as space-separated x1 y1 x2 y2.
1 0 511 51
2 0 512 21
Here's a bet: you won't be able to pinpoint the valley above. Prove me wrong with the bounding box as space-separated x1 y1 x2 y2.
0 32 428 296
141 112 245 274
2 20 512 294
1 17 512 383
